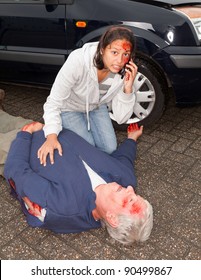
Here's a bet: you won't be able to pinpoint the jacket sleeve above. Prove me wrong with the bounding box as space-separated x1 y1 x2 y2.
111 88 136 124
4 131 50 207
43 49 83 137
111 138 137 171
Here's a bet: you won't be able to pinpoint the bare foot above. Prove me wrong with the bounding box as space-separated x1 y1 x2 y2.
21 122 44 134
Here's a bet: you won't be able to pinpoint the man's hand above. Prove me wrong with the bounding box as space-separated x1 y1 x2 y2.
37 133 62 166
127 123 143 141
23 196 42 217
21 122 44 134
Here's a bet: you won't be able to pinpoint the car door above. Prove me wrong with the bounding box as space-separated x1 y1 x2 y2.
0 0 67 83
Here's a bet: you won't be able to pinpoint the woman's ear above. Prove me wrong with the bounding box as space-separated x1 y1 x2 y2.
106 211 119 228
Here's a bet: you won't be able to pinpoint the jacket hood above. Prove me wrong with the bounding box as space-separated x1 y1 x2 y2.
82 42 99 80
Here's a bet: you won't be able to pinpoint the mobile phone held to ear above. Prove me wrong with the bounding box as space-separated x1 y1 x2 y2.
120 66 126 79
120 60 131 79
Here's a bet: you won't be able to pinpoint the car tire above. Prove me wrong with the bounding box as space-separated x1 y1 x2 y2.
110 58 167 130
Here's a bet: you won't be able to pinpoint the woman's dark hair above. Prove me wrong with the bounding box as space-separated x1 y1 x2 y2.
93 26 136 70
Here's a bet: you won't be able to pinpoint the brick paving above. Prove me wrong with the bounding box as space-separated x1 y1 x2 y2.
0 82 200 260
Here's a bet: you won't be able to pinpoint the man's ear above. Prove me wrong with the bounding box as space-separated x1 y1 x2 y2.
106 211 119 228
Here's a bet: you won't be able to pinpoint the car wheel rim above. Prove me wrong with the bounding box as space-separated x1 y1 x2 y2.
109 72 156 124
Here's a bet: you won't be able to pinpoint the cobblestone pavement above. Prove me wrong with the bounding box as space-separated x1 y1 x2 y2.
0 82 200 260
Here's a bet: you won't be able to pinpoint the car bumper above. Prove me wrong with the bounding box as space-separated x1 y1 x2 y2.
170 54 201 68
156 46 201 105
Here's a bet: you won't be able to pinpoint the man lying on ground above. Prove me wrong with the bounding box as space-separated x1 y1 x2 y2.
1 90 153 245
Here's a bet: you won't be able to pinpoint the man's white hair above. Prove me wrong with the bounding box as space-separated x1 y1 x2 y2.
101 200 153 245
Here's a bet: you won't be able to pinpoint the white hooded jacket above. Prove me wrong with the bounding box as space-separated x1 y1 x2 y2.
43 42 136 137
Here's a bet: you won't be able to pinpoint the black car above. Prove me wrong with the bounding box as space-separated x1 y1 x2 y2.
0 0 201 128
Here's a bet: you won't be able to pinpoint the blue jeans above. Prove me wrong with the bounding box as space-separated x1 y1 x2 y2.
61 104 117 153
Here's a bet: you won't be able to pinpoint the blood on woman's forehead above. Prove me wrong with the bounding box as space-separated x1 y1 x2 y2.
122 41 132 51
